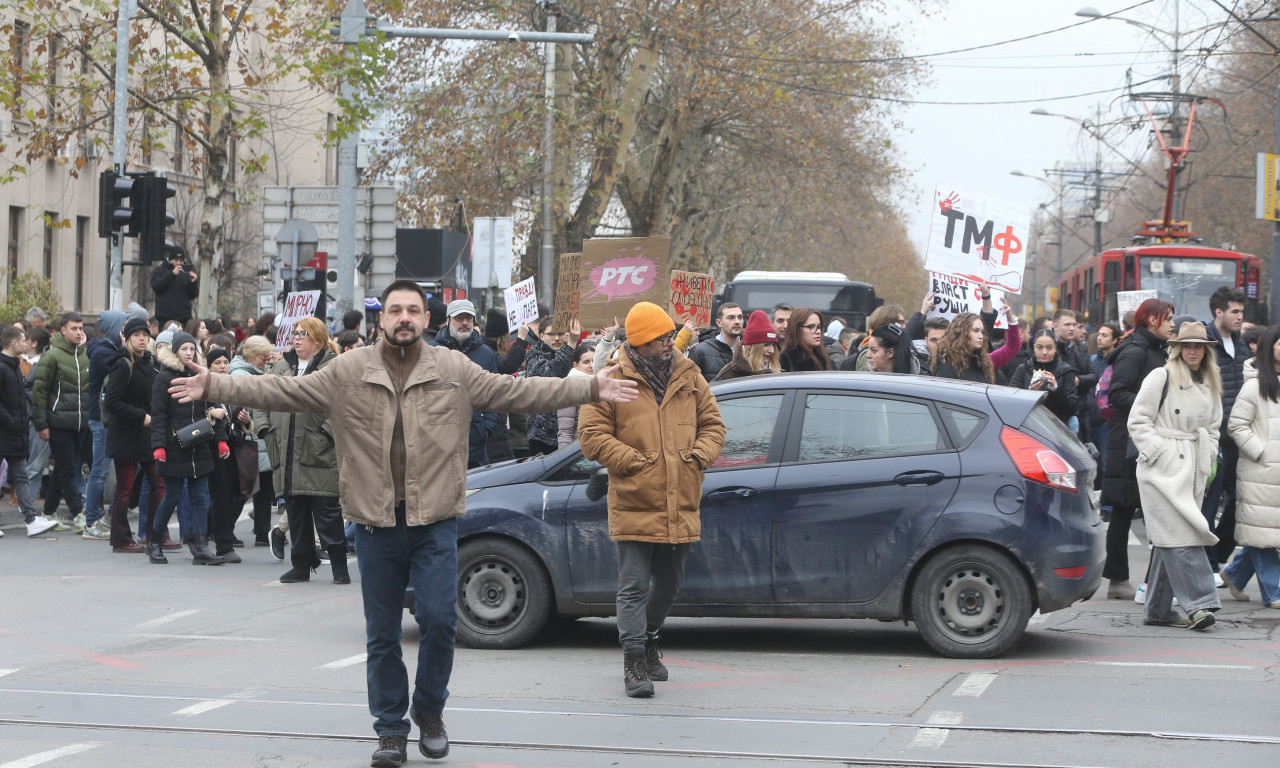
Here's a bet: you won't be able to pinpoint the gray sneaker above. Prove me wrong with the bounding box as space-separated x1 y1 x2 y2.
410 708 449 759
82 518 111 540
370 734 407 768
49 516 72 532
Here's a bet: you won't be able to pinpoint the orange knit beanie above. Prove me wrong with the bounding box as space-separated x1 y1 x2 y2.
625 302 676 347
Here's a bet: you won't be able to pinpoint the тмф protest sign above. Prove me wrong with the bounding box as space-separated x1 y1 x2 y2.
669 270 714 328
927 272 1007 329
576 236 671 329
925 184 1029 295
275 290 321 350
503 276 539 331
552 252 583 332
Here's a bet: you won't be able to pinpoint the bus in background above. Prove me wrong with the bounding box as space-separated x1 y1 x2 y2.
714 271 882 330
1056 242 1264 327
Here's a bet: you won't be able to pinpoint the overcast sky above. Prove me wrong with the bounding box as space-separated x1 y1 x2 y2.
882 0 1245 260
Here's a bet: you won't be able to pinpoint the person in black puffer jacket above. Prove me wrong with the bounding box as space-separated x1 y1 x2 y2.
1010 330 1079 426
150 332 229 566
481 309 534 464
1202 287 1253 570
1100 299 1175 599
103 317 161 553
524 316 580 455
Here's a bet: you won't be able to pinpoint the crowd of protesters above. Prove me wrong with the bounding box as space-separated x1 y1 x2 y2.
4 282 1278 629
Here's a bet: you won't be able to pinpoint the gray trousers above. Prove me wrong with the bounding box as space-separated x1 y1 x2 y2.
1145 545 1222 622
616 541 690 654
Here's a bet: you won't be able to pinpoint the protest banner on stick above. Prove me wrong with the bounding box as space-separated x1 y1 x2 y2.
503 276 539 331
552 252 583 332
577 236 671 329
668 270 714 328
275 290 321 350
926 272 1007 329
925 183 1029 295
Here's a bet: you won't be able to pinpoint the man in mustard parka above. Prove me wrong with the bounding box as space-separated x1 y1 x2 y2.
578 301 726 698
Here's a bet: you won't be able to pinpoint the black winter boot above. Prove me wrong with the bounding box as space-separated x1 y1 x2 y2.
329 545 351 584
644 632 668 681
280 550 315 583
623 650 654 698
147 538 168 564
190 535 226 566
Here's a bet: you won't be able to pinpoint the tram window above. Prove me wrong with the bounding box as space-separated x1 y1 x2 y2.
1104 261 1120 294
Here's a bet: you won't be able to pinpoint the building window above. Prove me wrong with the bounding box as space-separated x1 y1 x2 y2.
11 20 29 117
43 212 55 279
75 216 88 309
6 207 21 290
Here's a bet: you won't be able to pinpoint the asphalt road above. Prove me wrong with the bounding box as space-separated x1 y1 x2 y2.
1 503 1277 768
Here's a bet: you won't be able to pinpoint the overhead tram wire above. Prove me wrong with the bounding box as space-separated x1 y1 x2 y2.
558 0 1156 67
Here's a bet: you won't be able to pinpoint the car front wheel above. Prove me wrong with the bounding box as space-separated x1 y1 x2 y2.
456 538 552 650
910 544 1033 659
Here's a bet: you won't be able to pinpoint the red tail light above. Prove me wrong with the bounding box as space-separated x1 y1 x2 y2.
1000 426 1078 493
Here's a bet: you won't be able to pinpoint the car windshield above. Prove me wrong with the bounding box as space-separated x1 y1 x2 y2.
1138 256 1234 322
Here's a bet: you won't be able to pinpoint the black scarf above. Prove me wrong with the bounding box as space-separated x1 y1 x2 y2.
625 342 673 402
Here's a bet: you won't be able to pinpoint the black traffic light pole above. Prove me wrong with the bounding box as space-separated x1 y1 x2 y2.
97 170 176 267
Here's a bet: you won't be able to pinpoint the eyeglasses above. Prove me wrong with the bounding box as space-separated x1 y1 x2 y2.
291 330 309 339
655 332 677 346
801 323 822 331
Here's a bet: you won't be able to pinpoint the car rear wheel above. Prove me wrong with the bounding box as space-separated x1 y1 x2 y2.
910 544 1033 659
456 538 552 649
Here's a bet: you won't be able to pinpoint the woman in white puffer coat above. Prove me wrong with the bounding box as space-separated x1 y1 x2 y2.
1222 326 1280 608
1128 322 1223 630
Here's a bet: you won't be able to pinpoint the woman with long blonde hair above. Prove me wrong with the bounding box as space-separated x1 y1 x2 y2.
1128 322 1223 630
715 310 782 380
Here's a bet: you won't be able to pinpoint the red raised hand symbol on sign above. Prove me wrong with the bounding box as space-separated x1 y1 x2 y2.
939 192 960 212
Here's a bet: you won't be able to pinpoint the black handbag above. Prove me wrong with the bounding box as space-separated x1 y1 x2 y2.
174 418 217 449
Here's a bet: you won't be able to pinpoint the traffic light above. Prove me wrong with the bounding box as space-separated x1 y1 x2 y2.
137 174 176 263
97 170 138 238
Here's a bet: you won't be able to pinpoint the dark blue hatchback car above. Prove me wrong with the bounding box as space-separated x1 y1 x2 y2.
453 372 1104 659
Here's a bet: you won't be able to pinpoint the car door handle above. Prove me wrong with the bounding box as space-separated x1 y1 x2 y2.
707 487 756 501
894 471 945 487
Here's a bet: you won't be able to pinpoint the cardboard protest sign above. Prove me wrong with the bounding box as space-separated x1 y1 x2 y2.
576 236 671 329
275 290 321 350
503 276 539 331
552 252 582 332
668 270 714 328
1116 290 1158 320
925 184 1029 295
926 272 1007 329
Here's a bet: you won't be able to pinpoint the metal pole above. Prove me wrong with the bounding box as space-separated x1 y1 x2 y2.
108 0 133 311
1272 76 1280 324
537 7 558 308
291 228 300 296
1093 106 1104 255
335 0 366 326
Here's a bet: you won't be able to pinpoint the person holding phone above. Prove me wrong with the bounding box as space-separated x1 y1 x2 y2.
150 250 199 329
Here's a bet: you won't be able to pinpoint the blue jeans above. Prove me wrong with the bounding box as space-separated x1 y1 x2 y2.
151 476 210 539
84 419 110 524
1223 546 1280 606
355 514 457 736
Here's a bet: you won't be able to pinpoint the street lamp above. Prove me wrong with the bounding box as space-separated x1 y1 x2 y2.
1029 108 1109 255
1010 170 1065 311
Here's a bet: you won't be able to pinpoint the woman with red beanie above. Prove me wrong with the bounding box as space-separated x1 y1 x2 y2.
715 310 781 381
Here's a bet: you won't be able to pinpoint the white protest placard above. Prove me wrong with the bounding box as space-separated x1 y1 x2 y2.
275 290 321 350
503 276 539 331
926 272 1007 329
1116 290 1158 320
925 183 1030 295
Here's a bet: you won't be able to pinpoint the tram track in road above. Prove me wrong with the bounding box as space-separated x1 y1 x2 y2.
1 710 1277 768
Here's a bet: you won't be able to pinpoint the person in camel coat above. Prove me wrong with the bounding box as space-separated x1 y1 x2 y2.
1128 322 1223 630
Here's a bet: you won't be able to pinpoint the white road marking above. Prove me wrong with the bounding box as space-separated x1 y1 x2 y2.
909 711 963 749
0 669 18 678
133 633 283 643
1027 611 1046 625
1068 661 1253 670
319 653 367 670
953 672 996 697
262 580 286 587
171 699 234 716
0 742 104 768
133 609 202 630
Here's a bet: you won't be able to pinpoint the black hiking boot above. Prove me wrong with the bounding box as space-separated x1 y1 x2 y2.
370 734 407 767
623 650 654 698
644 632 668 681
410 708 449 759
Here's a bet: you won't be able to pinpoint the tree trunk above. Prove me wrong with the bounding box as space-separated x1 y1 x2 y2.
196 9 230 318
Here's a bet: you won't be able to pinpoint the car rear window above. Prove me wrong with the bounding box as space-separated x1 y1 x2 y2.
1021 404 1091 460
938 405 985 449
799 394 944 461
